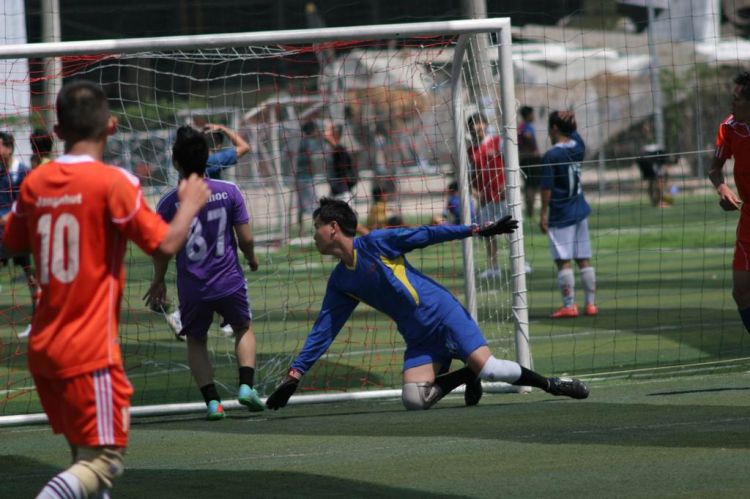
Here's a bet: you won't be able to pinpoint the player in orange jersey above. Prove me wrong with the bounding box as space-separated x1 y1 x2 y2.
709 72 750 336
2 81 210 499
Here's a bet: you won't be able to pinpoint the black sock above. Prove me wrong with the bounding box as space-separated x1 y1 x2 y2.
434 366 477 395
200 383 221 405
513 367 550 391
239 366 255 388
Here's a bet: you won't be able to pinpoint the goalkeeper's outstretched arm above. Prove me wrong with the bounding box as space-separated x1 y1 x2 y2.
379 218 519 255
266 286 359 410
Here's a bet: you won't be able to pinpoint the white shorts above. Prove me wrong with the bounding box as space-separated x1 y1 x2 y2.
477 200 508 227
548 219 592 261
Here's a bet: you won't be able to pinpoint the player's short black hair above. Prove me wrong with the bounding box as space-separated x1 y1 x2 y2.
548 110 577 136
0 131 14 152
734 72 750 100
30 129 53 156
466 113 487 130
56 81 111 144
520 106 534 120
448 181 459 192
173 125 209 176
313 197 357 237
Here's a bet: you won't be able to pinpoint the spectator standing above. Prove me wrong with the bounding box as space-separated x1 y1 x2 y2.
202 123 251 180
518 106 543 218
325 122 358 204
467 113 505 279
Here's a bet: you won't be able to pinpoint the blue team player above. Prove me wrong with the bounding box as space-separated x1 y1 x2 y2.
145 126 263 420
539 111 597 318
266 198 589 411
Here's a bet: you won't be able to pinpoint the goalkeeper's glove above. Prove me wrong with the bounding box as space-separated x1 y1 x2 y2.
472 215 519 237
266 367 303 410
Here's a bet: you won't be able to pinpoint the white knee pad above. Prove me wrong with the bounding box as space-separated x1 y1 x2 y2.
401 382 443 410
478 356 522 384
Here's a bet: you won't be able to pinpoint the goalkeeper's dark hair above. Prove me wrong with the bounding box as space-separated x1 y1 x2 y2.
734 72 750 100
56 80 110 144
173 125 209 176
313 197 358 237
548 110 577 136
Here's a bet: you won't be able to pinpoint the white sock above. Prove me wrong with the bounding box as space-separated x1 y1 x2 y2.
557 268 575 308
580 267 596 305
37 471 85 499
478 355 522 383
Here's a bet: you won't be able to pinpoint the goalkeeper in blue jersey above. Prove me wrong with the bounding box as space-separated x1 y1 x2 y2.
266 198 589 411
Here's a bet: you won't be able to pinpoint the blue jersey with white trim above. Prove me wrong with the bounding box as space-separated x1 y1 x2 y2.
540 131 591 228
292 225 473 374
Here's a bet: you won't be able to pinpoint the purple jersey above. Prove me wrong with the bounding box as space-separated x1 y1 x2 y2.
156 179 249 303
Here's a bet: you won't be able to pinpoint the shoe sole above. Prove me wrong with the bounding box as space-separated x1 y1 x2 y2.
239 396 265 412
207 413 226 420
464 381 483 407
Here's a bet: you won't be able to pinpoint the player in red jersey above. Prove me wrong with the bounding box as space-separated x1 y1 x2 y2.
709 72 750 335
2 81 210 499
467 113 506 279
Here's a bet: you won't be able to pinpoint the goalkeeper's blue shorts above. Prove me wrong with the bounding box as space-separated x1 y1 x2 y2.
402 303 487 372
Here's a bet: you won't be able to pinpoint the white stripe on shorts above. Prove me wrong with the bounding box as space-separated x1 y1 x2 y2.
94 369 115 446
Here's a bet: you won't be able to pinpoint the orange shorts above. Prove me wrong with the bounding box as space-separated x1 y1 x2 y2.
34 366 133 447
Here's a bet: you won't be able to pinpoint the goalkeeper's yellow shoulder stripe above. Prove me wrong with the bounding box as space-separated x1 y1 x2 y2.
379 254 420 305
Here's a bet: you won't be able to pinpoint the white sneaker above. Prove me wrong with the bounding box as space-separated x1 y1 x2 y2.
165 311 185 341
525 263 533 274
17 325 31 339
221 324 235 338
477 267 501 279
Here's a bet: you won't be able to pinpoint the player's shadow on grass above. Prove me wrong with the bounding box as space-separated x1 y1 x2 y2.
0 456 468 498
119 469 469 498
1 455 61 497
170 398 750 450
646 386 750 396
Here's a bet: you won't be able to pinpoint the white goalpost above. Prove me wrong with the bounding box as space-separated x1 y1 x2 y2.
0 18 530 426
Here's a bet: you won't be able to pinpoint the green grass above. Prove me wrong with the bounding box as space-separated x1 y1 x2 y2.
3 373 750 498
2 194 749 418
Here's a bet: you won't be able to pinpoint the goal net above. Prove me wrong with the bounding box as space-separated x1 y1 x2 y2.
0 20 528 421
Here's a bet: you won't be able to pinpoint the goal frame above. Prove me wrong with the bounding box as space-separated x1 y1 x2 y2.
0 18 530 426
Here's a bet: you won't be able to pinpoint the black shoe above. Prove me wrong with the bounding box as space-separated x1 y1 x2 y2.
464 378 483 406
547 377 589 399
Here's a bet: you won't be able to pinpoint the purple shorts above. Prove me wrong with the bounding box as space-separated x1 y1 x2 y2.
179 287 252 339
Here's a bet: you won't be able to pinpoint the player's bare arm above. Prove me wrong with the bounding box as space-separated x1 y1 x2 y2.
205 123 250 158
540 188 552 234
154 174 211 256
709 156 740 211
234 223 259 271
143 254 170 309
